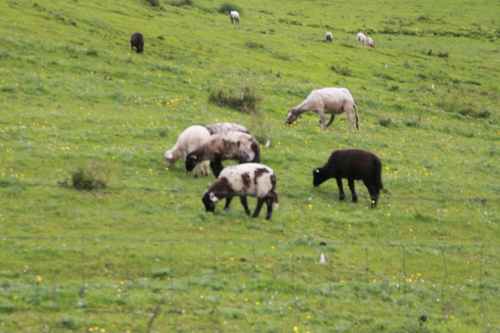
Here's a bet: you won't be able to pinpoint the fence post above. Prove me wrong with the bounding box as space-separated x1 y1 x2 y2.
80 236 87 328
365 246 369 283
401 244 407 294
440 246 448 316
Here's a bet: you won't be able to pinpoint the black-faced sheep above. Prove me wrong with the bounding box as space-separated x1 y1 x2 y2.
356 32 366 45
164 125 211 178
365 37 375 48
185 131 260 178
325 32 333 42
205 122 249 135
313 149 383 207
228 10 240 24
202 163 278 220
130 32 144 54
286 87 360 132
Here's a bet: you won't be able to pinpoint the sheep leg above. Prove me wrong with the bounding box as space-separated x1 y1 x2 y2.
193 164 200 178
363 180 378 208
210 160 224 178
319 111 326 130
264 197 273 220
336 178 346 201
348 178 358 202
345 108 354 132
325 114 335 128
252 198 265 218
239 196 251 215
224 197 233 210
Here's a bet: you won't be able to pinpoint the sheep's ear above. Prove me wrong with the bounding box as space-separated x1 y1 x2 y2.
315 169 320 173
192 155 197 160
209 192 219 203
299 115 302 118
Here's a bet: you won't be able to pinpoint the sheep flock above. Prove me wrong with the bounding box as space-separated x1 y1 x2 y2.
147 13 387 219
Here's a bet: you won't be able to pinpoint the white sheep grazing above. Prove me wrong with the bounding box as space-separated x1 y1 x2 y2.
325 32 333 42
356 32 366 45
286 87 360 132
228 10 240 24
185 131 260 178
164 125 211 178
205 122 249 135
202 163 278 220
365 37 375 48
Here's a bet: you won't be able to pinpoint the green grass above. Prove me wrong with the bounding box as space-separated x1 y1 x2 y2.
0 0 499 331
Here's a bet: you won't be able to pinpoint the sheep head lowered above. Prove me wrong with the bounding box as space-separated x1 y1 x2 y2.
312 167 329 187
202 191 219 212
285 108 301 125
185 152 200 172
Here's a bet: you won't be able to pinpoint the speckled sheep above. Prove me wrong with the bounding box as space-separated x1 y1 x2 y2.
202 163 278 220
185 131 260 178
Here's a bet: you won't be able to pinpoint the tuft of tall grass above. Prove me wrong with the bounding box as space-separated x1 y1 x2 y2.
70 160 110 190
218 2 243 14
331 65 352 76
145 0 160 7
208 83 262 114
165 0 194 7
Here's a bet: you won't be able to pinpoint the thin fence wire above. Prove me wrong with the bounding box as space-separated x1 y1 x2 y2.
1 180 498 204
1 236 499 332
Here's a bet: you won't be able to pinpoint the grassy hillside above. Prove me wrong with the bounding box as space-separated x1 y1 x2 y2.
1 0 499 332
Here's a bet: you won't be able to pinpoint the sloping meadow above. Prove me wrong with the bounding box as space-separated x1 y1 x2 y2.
0 0 499 331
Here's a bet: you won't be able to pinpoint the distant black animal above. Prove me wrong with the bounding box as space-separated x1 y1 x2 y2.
130 32 144 54
313 149 383 207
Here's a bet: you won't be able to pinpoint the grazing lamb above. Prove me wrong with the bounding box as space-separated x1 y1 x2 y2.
205 122 249 135
202 163 278 220
164 125 211 178
228 10 240 24
286 87 360 132
356 32 366 45
313 149 383 207
186 131 260 178
365 37 375 48
130 32 144 54
325 32 333 42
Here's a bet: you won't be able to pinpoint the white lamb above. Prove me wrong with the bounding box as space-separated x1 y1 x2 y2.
228 10 240 24
365 37 375 48
286 87 360 132
164 125 211 178
325 32 333 42
356 32 366 45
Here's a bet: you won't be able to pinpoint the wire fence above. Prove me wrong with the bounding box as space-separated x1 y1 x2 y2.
1 236 499 332
1 180 499 205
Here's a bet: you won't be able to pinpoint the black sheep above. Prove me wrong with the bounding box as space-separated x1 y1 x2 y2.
130 32 144 54
313 149 383 207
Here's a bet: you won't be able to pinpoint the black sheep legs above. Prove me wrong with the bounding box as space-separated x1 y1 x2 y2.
252 196 274 220
336 177 379 208
335 177 358 202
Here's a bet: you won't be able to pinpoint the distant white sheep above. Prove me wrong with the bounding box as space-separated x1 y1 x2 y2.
325 32 333 42
356 32 366 45
286 87 360 132
164 125 211 178
205 122 249 135
202 163 278 220
228 10 240 24
365 37 375 48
